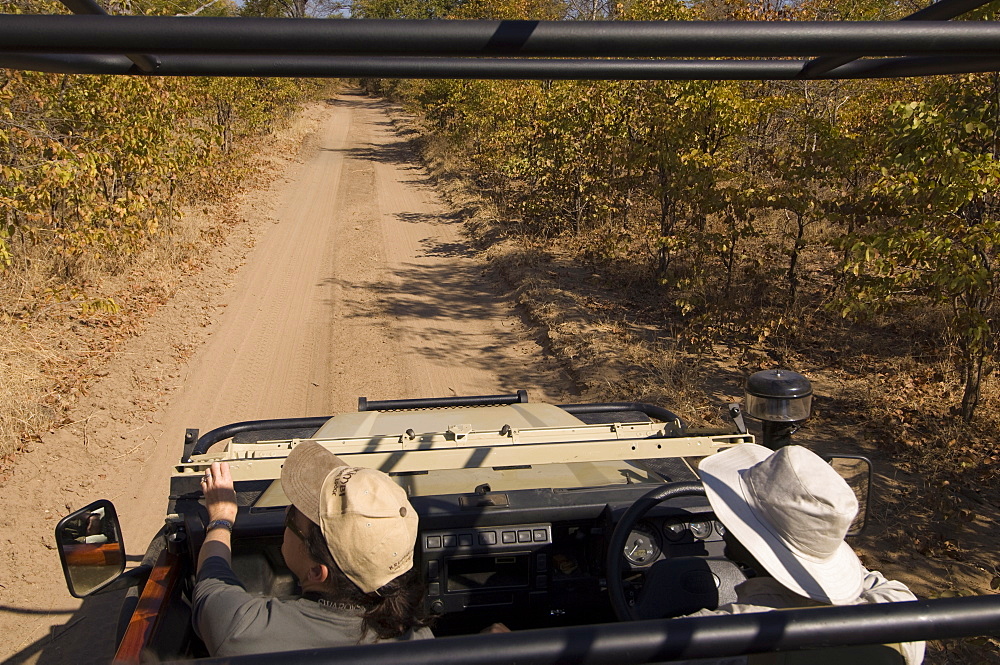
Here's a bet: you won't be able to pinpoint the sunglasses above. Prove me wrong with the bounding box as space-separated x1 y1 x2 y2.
284 507 310 542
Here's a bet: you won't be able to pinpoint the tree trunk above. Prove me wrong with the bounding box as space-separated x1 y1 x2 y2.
787 210 805 304
960 349 986 422
657 165 673 275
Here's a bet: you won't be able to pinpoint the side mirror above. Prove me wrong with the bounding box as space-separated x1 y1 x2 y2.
825 456 872 537
55 499 126 598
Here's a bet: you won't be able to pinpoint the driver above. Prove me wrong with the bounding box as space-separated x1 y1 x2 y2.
193 441 433 657
690 443 924 665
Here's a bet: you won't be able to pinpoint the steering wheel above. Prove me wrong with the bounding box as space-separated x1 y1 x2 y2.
606 481 747 621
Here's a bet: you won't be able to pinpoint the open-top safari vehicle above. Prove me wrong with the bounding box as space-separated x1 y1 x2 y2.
54 380 1000 664
23 0 1000 662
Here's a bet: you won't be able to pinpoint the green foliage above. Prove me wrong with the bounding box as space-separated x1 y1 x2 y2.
240 0 338 19
840 75 1000 421
629 79 760 289
0 0 322 276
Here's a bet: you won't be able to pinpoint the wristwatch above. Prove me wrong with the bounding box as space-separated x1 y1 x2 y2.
206 519 234 534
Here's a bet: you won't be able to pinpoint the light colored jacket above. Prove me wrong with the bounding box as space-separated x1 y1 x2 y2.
678 570 925 665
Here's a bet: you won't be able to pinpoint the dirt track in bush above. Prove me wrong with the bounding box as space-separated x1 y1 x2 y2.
0 91 574 665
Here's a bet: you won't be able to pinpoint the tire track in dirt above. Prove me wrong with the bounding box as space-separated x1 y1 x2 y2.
0 90 574 665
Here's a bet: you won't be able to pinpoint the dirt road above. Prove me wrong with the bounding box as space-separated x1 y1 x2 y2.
0 91 573 664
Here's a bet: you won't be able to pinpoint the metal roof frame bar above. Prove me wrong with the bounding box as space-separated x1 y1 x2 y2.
802 0 995 77
164 593 1000 665
4 52 1000 79
2 17 999 57
0 1 998 80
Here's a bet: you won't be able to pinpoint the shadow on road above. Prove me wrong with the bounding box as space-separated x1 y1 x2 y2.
1 590 122 665
320 244 577 399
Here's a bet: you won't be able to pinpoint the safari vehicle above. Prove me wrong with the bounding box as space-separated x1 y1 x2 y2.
57 382 857 662
61 390 759 661
53 385 997 664
21 0 1000 662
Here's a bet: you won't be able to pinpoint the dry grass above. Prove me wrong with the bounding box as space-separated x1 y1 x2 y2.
0 95 323 472
0 205 204 470
0 322 54 461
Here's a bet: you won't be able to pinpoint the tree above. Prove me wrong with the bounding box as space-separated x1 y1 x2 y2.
841 74 1000 421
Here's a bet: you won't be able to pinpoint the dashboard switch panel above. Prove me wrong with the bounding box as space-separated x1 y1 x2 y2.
422 523 553 615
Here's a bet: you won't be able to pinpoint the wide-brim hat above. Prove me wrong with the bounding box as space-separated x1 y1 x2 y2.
281 441 418 594
699 444 864 605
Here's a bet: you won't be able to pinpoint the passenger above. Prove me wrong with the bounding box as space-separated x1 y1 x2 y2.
193 441 433 657
690 443 924 665
80 511 109 544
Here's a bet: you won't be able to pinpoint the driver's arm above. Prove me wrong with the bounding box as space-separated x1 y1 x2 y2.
199 461 238 573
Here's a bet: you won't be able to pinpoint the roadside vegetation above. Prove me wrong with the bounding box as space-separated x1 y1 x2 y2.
392 68 1000 484
359 0 1000 488
0 0 326 468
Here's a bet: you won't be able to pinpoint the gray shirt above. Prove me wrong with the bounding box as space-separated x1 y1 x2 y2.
193 556 433 657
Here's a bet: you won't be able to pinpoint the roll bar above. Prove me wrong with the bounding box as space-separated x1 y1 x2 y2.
2 0 999 80
4 53 1000 79
3 17 1000 58
161 593 1000 664
185 417 330 459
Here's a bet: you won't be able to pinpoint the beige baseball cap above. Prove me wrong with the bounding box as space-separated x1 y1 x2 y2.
280 441 418 594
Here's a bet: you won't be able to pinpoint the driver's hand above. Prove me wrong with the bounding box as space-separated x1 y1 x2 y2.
202 462 238 523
